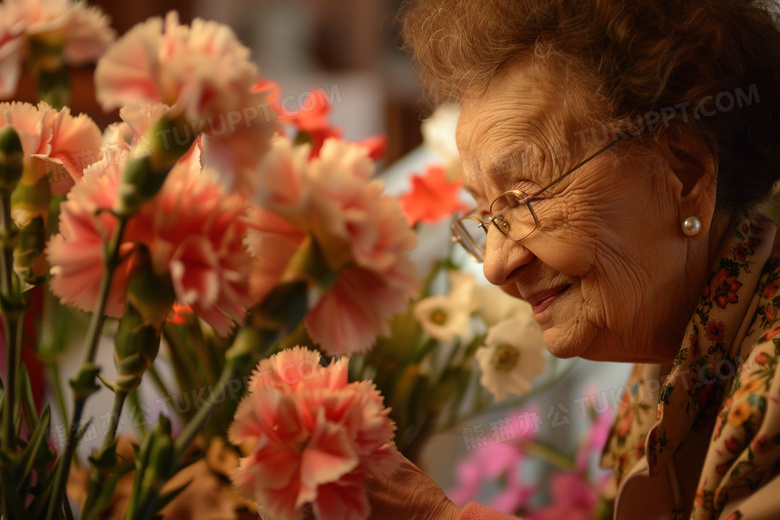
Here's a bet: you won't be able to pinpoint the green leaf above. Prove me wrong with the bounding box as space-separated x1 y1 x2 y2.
80 462 134 520
154 478 192 512
19 364 39 432
1 469 29 519
17 405 51 491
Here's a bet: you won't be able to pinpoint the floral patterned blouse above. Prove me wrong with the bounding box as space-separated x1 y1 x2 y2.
601 214 780 519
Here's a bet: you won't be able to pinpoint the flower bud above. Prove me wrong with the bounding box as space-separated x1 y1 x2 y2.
126 255 177 330
104 301 161 394
14 215 46 286
0 126 23 193
11 165 51 227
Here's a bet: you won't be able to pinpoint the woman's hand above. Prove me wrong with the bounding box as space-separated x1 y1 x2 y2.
365 455 462 520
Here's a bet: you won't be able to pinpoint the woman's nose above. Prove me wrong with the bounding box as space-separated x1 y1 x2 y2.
482 227 534 286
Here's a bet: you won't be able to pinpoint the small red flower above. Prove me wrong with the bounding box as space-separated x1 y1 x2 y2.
400 165 469 226
767 305 777 323
689 333 700 358
724 436 742 453
357 135 387 160
734 242 747 262
761 327 780 342
169 304 194 325
751 434 773 454
763 278 780 299
704 268 742 308
755 351 770 365
715 462 731 475
698 383 715 410
280 88 343 158
705 320 726 343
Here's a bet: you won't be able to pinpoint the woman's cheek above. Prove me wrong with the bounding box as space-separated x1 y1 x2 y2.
533 203 596 275
536 231 595 276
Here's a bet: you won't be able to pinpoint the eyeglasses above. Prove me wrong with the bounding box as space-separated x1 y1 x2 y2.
452 138 624 262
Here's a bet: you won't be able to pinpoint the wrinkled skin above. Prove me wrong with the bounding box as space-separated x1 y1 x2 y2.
456 58 724 363
365 458 462 520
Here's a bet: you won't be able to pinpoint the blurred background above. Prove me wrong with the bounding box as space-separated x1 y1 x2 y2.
17 0 428 166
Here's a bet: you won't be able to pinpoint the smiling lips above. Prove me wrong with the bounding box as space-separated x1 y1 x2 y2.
526 285 570 314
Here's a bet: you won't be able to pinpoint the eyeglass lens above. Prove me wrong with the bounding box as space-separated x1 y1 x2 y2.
489 193 537 241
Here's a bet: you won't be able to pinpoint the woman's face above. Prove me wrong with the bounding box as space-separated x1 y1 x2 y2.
456 61 706 363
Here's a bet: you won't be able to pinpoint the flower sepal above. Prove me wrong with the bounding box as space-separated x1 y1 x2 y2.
103 301 162 395
126 252 177 329
11 168 51 226
113 115 198 216
13 215 46 286
281 234 341 292
69 363 101 402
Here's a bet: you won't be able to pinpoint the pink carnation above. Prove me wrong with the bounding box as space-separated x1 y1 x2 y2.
46 130 254 335
229 346 398 520
94 12 277 192
0 0 115 98
0 101 102 202
528 472 598 520
246 137 417 355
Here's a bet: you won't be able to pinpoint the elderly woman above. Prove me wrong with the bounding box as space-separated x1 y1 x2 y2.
368 0 780 519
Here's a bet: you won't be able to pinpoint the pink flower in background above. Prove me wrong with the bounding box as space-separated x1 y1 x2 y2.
229 347 398 520
400 165 468 226
47 131 254 335
0 101 102 204
246 136 417 355
0 10 24 98
46 152 128 316
447 410 540 515
95 11 252 122
575 386 616 473
528 472 598 520
95 12 277 192
0 0 115 98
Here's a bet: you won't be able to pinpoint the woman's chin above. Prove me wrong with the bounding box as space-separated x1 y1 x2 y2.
540 326 593 359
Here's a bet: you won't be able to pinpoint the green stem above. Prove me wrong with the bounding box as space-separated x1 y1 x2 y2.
128 389 147 437
46 214 129 520
80 390 129 518
162 325 203 408
521 440 576 472
186 324 218 384
83 216 128 363
46 363 70 437
443 358 579 432
132 362 239 520
0 192 23 455
1 314 21 451
173 363 237 462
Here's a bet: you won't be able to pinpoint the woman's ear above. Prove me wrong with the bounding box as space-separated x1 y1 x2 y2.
657 129 718 240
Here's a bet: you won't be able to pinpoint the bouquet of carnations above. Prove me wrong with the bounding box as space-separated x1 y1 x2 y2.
0 2 560 519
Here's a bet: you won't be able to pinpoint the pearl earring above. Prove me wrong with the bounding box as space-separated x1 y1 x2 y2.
682 216 701 236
